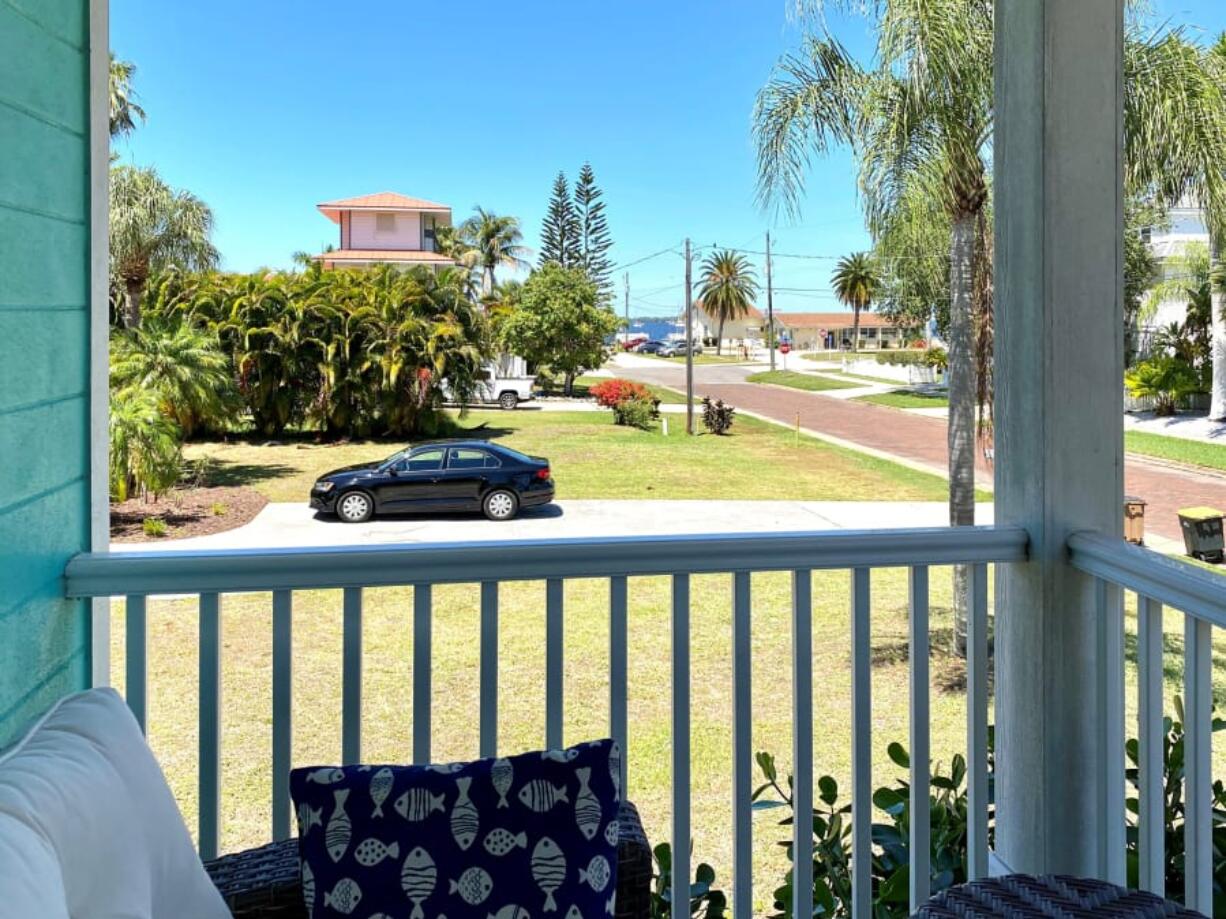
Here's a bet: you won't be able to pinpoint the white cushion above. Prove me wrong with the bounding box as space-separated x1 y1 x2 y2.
0 687 230 919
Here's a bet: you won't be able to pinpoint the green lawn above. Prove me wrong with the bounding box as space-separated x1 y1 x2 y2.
641 352 754 365
745 370 860 392
1125 430 1226 473
549 375 690 405
185 407 956 505
854 390 950 410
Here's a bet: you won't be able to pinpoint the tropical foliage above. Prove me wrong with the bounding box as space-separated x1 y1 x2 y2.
497 263 620 395
108 387 182 502
1126 356 1202 416
831 252 880 353
696 250 759 355
109 165 219 328
454 207 530 298
108 55 146 139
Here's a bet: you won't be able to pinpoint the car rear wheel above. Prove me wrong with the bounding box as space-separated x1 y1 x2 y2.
337 491 373 523
498 391 519 410
483 489 518 521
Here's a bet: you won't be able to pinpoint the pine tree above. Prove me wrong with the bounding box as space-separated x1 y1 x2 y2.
539 172 579 268
574 162 614 301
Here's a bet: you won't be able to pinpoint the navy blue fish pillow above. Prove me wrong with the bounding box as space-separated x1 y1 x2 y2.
290 738 621 918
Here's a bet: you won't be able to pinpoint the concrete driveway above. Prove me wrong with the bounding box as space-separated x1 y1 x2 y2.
113 499 996 552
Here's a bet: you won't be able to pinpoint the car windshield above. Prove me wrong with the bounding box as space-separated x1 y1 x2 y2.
379 448 412 468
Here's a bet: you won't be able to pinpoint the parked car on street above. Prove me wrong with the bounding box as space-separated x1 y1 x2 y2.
659 340 703 358
310 441 554 522
442 360 535 409
635 340 671 354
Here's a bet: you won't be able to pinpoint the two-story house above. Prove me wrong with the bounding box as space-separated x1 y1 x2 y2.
313 191 457 269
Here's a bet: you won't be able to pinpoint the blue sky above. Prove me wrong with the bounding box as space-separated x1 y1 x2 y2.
112 0 1225 318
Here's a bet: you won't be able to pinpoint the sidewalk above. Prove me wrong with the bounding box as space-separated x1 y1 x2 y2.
615 359 1224 547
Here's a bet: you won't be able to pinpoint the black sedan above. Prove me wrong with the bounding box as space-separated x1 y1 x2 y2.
310 440 554 522
635 340 671 354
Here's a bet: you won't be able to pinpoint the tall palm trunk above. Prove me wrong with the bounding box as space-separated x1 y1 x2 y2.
122 278 144 329
852 304 861 353
1210 234 1226 421
717 317 726 355
948 213 978 655
482 266 495 299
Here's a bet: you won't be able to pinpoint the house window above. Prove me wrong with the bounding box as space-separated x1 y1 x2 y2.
422 214 437 251
375 213 396 234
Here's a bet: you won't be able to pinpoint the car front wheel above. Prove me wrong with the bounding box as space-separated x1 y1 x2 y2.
336 491 374 523
483 489 519 521
498 391 519 410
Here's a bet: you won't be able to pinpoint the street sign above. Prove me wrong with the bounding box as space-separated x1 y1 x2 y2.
780 342 791 355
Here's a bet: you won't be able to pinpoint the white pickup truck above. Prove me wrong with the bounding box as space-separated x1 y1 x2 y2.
446 358 536 410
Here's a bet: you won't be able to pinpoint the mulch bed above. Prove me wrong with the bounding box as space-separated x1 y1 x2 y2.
111 485 268 543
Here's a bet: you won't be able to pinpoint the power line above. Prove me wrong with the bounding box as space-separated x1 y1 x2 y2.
612 244 684 271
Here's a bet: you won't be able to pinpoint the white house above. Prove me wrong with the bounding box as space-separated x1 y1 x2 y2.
1141 199 1210 334
313 191 457 269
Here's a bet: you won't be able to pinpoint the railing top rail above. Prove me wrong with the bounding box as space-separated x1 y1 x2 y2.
1068 530 1226 629
66 525 1028 598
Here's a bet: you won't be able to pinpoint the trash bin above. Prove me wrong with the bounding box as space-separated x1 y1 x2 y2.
1123 495 1147 545
1177 506 1225 562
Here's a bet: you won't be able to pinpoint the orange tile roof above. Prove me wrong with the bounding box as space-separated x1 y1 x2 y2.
317 192 451 224
774 311 894 329
315 249 457 265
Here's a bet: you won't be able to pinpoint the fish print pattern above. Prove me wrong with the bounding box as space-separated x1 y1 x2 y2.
369 766 394 818
427 761 466 774
326 789 352 863
606 893 616 914
451 776 480 850
491 758 513 808
450 866 494 905
541 748 578 763
400 846 437 919
580 854 611 892
604 819 619 847
323 877 362 914
301 860 315 910
565 907 583 919
483 828 528 857
531 836 567 911
296 803 322 836
574 767 601 841
518 779 568 813
353 838 400 867
306 767 345 785
488 907 530 919
395 787 446 822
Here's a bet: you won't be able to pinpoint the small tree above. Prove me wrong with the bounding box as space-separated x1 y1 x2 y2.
498 263 620 395
539 172 580 269
831 252 881 354
109 388 182 502
697 250 758 355
575 163 615 300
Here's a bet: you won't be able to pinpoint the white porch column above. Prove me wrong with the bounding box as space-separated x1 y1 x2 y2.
994 0 1125 876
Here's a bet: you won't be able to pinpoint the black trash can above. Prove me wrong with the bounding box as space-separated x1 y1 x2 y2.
1178 506 1224 562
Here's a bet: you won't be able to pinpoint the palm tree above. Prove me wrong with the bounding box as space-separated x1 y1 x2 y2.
110 165 219 328
109 55 146 139
755 2 1226 652
696 250 759 355
110 319 236 438
831 253 880 353
459 208 531 298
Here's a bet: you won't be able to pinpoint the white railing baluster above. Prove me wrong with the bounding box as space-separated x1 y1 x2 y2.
908 566 931 910
198 592 221 861
851 567 871 919
1184 615 1212 914
1094 578 1125 883
672 573 691 919
731 571 752 918
1137 595 1165 896
609 576 628 793
480 581 499 758
271 589 293 841
967 563 989 880
342 587 362 764
125 594 147 733
792 569 814 919
413 584 432 764
546 578 564 749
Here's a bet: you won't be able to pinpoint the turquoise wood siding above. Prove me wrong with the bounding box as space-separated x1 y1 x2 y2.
0 0 93 745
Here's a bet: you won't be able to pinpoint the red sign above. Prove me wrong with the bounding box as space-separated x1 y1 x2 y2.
780 342 791 355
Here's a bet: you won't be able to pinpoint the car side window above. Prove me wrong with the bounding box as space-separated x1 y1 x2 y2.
405 448 446 472
448 448 499 470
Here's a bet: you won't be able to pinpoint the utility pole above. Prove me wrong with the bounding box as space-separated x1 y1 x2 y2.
766 231 776 371
685 238 694 435
623 272 630 343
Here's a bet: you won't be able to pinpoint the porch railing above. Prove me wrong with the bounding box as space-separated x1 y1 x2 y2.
65 525 1028 918
1068 531 1226 916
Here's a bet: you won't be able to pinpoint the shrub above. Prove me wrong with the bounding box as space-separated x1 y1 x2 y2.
613 396 656 429
210 502 228 516
701 397 735 435
874 350 930 367
141 517 168 537
1125 356 1200 416
924 346 948 371
650 843 727 918
590 378 652 408
109 387 183 501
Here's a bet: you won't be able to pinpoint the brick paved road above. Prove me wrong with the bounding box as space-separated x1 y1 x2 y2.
621 360 1226 543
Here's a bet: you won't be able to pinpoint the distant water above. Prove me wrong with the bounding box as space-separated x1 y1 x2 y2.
627 317 684 341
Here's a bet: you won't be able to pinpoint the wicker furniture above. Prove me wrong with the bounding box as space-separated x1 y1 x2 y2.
913 874 1207 918
206 800 652 919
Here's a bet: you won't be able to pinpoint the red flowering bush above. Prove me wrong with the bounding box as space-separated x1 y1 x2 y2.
589 378 651 409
